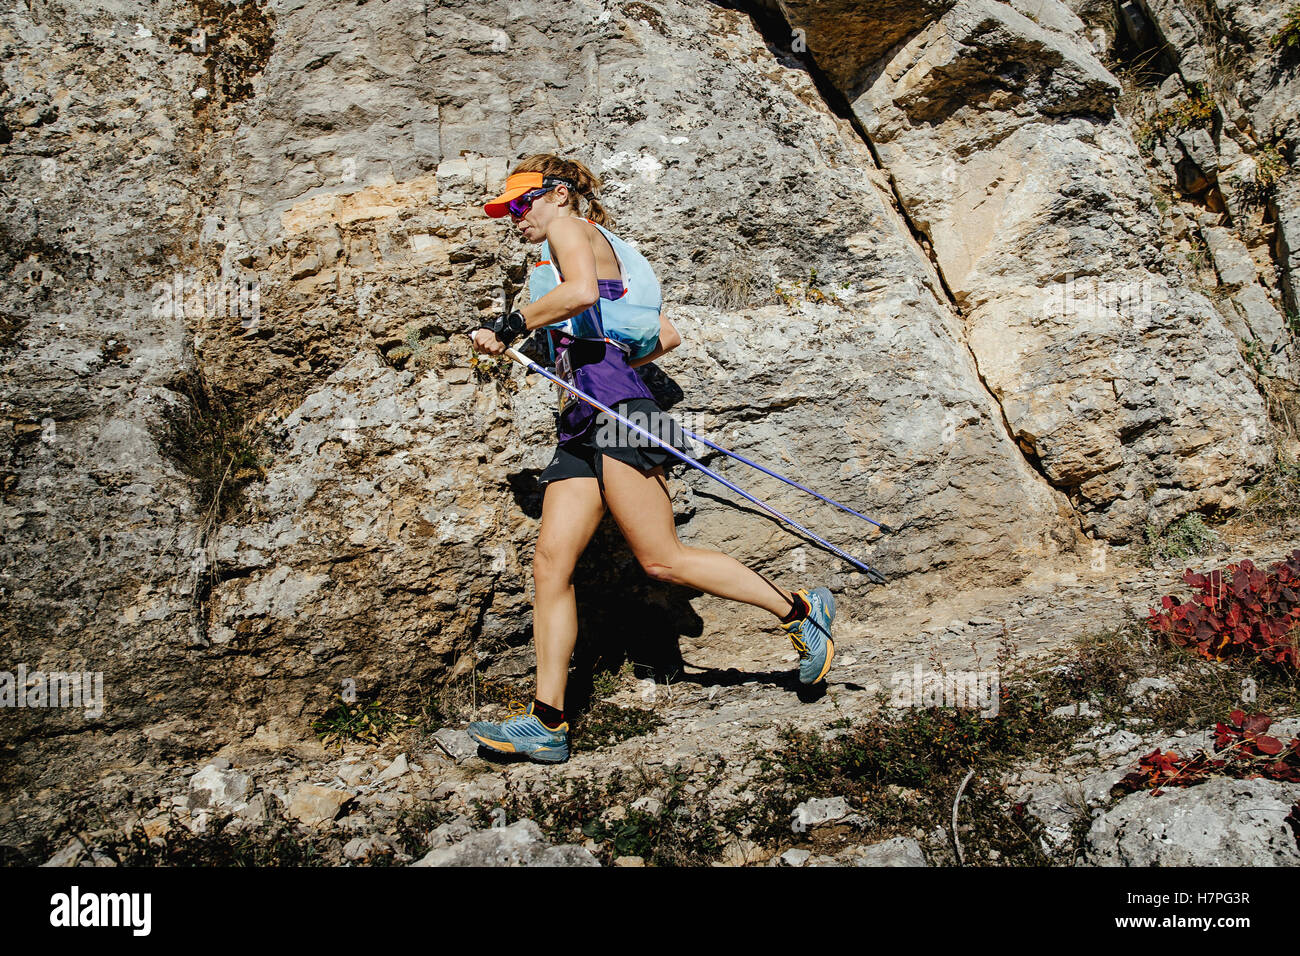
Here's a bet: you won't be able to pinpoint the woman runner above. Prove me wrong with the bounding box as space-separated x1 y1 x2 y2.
465 154 835 763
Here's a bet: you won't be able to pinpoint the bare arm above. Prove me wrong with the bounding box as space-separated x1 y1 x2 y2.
517 217 597 331
471 218 598 354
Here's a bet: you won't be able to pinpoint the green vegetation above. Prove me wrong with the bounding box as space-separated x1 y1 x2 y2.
776 267 841 308
1238 454 1300 527
1244 337 1271 376
164 362 269 525
391 804 462 861
312 695 420 748
569 701 662 754
116 811 334 866
1183 231 1211 275
1135 85 1215 151
1271 4 1300 54
470 762 727 866
1141 513 1218 565
385 322 445 370
1228 143 1289 210
37 799 338 868
469 350 518 386
589 659 636 699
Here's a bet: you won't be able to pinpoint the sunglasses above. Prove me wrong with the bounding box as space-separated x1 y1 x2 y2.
507 187 553 219
506 177 576 219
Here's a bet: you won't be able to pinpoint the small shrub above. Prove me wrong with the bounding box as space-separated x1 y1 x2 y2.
1135 86 1215 151
312 696 419 747
1229 143 1288 209
1114 709 1300 795
707 255 773 311
1244 337 1274 376
589 660 635 699
470 350 517 386
1148 553 1300 670
392 804 460 860
385 322 444 369
1238 454 1300 526
569 701 662 754
164 365 268 524
775 267 841 309
115 807 333 866
1141 513 1218 565
1271 5 1300 54
471 763 725 866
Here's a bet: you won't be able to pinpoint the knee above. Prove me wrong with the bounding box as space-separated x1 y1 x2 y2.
533 544 574 589
639 551 682 584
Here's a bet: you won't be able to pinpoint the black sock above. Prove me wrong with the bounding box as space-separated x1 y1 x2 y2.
779 591 810 624
532 698 566 729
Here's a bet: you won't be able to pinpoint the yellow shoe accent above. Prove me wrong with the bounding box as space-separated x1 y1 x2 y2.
813 637 835 684
471 735 518 753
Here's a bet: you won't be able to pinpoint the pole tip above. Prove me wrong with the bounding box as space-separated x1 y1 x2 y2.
868 569 888 586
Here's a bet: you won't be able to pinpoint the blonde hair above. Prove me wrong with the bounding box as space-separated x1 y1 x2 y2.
510 154 613 228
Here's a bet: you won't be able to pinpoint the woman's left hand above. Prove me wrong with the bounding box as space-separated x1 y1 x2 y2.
471 328 505 355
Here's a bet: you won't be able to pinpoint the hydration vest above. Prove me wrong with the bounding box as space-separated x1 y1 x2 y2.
527 218 662 361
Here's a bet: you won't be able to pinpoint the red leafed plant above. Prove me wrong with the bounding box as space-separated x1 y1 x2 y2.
1213 710 1300 781
1146 551 1300 670
1115 710 1300 795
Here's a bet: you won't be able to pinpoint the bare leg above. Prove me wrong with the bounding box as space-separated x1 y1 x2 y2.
532 475 607 711
599 456 800 617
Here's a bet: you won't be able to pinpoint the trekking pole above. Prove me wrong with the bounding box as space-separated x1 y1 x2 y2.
677 428 894 534
489 342 888 585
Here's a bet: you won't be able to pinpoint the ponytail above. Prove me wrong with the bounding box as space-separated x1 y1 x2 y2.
510 153 614 228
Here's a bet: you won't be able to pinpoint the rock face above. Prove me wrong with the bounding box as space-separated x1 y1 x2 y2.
1 0 1296 804
787 0 1272 540
0 1 228 784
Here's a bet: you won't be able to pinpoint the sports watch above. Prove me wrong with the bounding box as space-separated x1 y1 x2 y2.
480 309 527 347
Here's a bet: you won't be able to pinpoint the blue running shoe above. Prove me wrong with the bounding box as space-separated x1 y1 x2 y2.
466 700 569 763
779 587 835 684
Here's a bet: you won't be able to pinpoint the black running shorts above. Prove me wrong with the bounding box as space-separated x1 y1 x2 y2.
538 397 694 488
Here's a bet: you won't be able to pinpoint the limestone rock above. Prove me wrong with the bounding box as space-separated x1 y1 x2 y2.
189 765 254 812
845 835 929 866
792 795 850 827
1086 777 1300 866
411 819 599 867
287 784 355 827
433 728 481 764
843 0 1269 539
375 754 409 785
